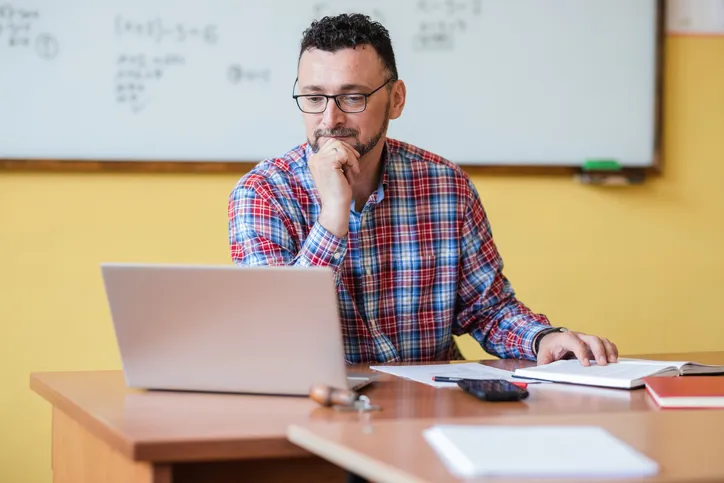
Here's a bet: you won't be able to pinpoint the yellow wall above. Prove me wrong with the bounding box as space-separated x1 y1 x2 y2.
1 37 722 482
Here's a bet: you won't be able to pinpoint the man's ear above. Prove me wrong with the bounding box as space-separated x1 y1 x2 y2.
388 80 406 120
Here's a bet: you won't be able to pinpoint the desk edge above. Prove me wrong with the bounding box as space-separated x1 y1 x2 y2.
30 372 139 460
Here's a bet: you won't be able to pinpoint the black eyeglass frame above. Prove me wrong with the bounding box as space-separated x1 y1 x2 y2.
292 77 395 114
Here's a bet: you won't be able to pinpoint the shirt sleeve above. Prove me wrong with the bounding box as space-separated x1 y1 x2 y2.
453 180 552 360
227 179 347 271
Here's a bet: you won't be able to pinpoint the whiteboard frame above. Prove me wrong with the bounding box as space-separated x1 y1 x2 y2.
0 0 665 176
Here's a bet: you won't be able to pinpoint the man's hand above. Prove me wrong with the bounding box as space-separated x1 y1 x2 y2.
307 140 360 238
537 330 618 367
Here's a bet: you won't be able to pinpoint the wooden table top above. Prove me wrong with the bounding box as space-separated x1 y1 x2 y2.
288 409 724 483
29 351 724 463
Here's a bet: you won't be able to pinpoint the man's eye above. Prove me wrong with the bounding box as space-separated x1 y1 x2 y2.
341 95 365 105
306 96 325 104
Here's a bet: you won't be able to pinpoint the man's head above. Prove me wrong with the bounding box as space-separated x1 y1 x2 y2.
295 14 406 157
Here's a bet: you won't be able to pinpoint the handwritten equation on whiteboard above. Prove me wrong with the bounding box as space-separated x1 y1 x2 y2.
115 53 185 113
114 14 218 45
112 14 271 113
415 0 483 51
312 0 483 51
0 3 59 59
112 15 216 113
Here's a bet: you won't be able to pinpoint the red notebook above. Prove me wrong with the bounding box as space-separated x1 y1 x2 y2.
643 376 724 409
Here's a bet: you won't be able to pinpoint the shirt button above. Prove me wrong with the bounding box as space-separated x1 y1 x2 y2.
333 252 341 260
366 268 371 275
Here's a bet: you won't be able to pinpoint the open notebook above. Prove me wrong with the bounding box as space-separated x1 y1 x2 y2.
512 358 724 389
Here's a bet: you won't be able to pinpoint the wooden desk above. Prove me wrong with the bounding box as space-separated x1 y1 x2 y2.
288 410 724 483
30 352 724 482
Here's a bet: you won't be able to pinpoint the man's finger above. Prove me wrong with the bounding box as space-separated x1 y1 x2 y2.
567 334 591 366
338 141 360 158
343 165 356 185
336 145 361 175
326 143 360 173
328 146 350 170
341 154 361 175
537 349 554 366
338 144 361 169
347 145 361 158
602 338 619 362
580 334 609 366
331 140 360 159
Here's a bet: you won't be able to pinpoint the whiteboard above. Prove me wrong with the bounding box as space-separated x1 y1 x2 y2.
666 0 724 35
0 0 659 166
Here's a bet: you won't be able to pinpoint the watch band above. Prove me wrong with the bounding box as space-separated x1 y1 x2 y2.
532 327 568 357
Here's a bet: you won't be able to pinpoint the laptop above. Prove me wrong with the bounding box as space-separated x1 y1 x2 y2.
100 263 375 396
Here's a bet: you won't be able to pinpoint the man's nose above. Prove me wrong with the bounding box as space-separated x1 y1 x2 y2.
322 98 346 127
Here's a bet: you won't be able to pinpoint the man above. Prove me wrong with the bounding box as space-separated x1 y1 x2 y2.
228 13 618 366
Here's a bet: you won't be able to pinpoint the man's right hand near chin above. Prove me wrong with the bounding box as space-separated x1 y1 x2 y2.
308 140 360 238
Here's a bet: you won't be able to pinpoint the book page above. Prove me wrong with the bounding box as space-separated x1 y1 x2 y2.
514 360 679 383
618 358 690 369
619 358 724 374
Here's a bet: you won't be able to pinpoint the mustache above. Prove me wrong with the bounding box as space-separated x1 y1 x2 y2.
314 128 359 140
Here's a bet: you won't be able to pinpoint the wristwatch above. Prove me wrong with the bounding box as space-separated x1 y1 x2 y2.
532 327 568 357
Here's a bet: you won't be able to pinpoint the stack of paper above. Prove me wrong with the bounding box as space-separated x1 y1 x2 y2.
423 425 659 478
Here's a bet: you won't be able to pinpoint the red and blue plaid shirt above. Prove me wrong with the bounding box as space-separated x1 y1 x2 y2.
228 139 551 363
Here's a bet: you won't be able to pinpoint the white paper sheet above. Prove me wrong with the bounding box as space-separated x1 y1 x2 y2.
369 362 521 388
424 425 659 478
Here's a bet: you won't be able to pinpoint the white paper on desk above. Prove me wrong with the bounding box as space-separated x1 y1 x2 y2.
423 425 659 479
369 362 519 388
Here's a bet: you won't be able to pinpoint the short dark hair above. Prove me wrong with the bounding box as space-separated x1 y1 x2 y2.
299 13 398 81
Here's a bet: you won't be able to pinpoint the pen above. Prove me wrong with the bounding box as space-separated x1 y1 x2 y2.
432 376 464 383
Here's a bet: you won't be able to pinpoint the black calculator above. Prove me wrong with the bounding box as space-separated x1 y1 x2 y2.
457 379 529 402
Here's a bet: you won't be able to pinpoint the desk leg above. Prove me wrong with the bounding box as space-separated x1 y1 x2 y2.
51 407 171 483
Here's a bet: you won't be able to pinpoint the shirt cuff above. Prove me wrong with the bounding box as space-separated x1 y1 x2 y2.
295 221 347 271
525 323 555 359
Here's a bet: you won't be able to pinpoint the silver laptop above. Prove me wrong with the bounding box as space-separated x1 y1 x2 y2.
100 263 375 396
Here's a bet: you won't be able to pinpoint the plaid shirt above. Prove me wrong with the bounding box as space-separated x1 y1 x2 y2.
228 139 551 363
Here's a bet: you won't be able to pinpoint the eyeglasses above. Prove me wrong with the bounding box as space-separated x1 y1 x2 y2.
292 78 394 114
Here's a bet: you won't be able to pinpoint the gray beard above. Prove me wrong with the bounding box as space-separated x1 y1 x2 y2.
309 102 391 157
